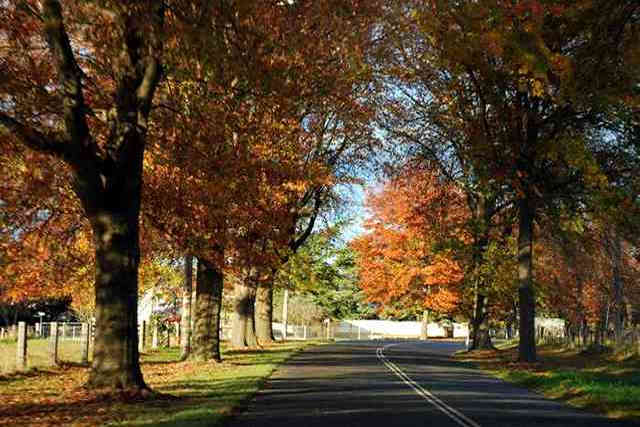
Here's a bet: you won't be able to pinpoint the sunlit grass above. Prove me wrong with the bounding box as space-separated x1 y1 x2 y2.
0 337 87 373
457 343 640 420
0 340 320 426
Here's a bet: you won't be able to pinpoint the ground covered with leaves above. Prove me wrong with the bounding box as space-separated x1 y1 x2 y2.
0 341 318 426
457 343 640 421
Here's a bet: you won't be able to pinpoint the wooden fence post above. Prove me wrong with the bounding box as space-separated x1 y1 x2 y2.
16 322 27 371
81 323 90 364
49 322 59 365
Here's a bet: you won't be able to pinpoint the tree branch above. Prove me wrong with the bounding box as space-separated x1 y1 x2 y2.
42 0 93 161
0 112 67 157
290 190 323 252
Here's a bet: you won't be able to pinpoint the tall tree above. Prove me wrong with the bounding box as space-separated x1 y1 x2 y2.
191 257 223 361
352 167 466 321
377 0 639 361
0 1 165 391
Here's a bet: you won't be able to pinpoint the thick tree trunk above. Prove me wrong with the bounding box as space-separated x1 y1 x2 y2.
87 208 146 390
581 318 589 347
231 282 251 348
468 194 494 350
191 258 223 362
79 127 147 391
180 255 194 361
517 195 536 362
2 0 165 395
245 287 258 347
0 307 12 329
470 293 493 350
255 281 275 344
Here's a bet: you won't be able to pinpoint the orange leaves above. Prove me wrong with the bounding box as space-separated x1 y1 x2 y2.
353 166 466 315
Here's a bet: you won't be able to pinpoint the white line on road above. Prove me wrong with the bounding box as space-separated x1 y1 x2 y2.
376 344 481 427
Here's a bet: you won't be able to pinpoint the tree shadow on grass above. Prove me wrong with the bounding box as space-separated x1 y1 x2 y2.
0 367 60 383
0 382 228 426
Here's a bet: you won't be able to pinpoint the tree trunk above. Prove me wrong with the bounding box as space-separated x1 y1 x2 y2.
191 258 223 362
0 307 10 328
231 282 251 348
245 286 258 347
1 0 165 394
180 255 194 361
624 296 633 330
282 289 290 341
611 231 624 345
420 310 429 340
87 208 146 390
255 281 275 344
468 194 494 350
517 195 537 362
470 293 493 350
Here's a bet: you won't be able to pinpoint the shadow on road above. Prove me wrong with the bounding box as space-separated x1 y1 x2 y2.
230 340 637 427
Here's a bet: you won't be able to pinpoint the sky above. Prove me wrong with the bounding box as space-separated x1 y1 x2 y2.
339 184 367 242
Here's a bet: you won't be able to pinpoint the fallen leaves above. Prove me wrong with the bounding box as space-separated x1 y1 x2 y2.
0 342 313 426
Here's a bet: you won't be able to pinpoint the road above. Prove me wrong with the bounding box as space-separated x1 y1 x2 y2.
230 340 637 427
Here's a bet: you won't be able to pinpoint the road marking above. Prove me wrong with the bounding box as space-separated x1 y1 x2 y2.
376 344 481 427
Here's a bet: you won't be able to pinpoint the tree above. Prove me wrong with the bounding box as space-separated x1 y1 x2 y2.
0 1 165 391
352 167 466 325
376 0 639 361
276 228 375 321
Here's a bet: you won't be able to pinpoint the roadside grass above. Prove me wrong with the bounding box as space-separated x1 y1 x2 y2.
0 340 319 426
456 342 640 420
0 338 86 373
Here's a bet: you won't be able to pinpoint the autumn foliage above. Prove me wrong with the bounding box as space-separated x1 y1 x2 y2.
353 167 467 317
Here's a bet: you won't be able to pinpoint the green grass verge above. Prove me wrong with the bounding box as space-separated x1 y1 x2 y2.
115 342 318 427
457 344 640 420
0 340 320 426
492 365 640 419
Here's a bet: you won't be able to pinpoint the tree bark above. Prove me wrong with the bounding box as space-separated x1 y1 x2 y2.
611 231 624 345
470 293 493 350
231 282 251 348
3 1 166 393
255 281 275 344
468 194 494 350
245 286 258 347
191 258 223 362
180 255 194 361
517 195 536 362
87 207 146 390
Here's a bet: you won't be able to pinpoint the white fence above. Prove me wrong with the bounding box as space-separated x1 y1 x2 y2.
272 323 322 340
39 322 85 341
331 320 469 340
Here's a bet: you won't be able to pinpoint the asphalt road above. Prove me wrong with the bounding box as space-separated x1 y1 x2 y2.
230 340 638 427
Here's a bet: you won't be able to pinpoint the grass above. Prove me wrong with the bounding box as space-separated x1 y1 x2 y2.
0 340 319 426
456 342 640 421
0 338 87 373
